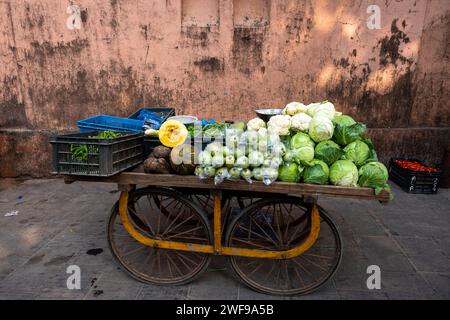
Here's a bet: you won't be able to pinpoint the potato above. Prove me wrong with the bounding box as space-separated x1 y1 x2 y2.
143 157 171 174
150 145 172 159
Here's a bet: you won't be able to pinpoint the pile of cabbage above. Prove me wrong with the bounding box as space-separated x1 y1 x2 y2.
276 101 390 194
195 100 390 195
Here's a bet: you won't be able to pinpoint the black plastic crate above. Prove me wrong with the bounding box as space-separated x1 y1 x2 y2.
389 158 442 194
142 137 161 157
50 131 144 177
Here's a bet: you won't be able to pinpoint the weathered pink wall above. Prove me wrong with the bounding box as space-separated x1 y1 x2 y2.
1 0 449 177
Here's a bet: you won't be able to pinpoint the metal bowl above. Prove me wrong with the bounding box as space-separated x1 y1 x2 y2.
167 115 198 126
255 108 282 122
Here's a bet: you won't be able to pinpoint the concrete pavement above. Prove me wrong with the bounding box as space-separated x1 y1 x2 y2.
0 178 449 300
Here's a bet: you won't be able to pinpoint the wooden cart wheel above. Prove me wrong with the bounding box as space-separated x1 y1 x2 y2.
107 187 212 285
225 197 342 295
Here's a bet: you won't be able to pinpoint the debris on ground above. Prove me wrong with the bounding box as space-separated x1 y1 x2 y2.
86 248 103 256
4 210 19 217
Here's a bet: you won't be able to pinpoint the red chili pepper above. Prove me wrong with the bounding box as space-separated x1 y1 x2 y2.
395 160 439 172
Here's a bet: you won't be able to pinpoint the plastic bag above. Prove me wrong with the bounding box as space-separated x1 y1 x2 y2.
214 167 230 185
240 168 253 183
261 166 279 186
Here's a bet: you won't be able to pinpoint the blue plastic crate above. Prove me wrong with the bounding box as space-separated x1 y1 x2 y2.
77 115 145 133
129 107 175 129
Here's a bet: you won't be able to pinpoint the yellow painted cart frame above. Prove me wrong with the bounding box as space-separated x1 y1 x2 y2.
65 169 390 294
66 171 390 259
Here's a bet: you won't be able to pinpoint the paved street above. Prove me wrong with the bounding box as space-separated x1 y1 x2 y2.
0 178 449 300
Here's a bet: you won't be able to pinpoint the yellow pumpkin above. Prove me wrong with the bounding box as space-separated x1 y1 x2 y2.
158 120 188 148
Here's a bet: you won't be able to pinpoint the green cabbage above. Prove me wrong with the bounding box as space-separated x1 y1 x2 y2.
360 136 379 163
308 115 334 143
343 140 370 167
358 161 389 194
303 159 329 185
291 146 315 163
278 162 301 182
333 115 366 145
291 132 315 149
283 149 295 162
314 140 343 166
329 160 359 187
332 115 356 126
307 101 335 119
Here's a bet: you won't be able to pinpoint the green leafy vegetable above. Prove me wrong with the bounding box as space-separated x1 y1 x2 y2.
309 116 334 143
278 162 301 182
333 121 367 146
332 115 356 126
314 140 343 166
342 140 370 167
71 131 122 162
329 160 359 187
291 145 315 163
70 144 90 162
290 132 315 149
302 159 329 185
90 131 122 139
358 161 390 194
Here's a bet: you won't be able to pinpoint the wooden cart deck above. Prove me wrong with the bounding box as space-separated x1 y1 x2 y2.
64 166 391 203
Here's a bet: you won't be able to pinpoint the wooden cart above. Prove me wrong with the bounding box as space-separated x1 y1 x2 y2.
65 168 391 296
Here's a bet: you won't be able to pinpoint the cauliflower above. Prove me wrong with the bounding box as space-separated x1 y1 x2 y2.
290 113 312 132
282 102 309 116
257 127 267 138
267 115 291 136
247 118 266 131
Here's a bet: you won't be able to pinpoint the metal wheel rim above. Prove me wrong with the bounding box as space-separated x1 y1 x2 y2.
107 188 212 285
226 197 342 296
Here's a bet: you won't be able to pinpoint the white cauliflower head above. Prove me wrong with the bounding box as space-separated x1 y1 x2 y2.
257 127 267 138
290 113 312 132
282 102 308 116
267 115 291 136
247 117 266 131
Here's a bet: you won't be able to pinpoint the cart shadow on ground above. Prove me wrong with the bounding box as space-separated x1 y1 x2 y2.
0 178 449 300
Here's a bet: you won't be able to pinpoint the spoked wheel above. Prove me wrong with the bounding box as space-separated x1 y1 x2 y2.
154 187 230 219
236 191 287 209
225 197 342 295
108 187 212 285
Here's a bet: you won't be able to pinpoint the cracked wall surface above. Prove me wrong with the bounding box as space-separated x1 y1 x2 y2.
0 0 449 177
